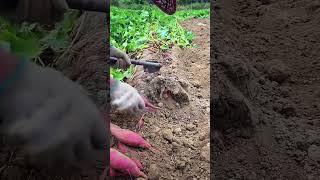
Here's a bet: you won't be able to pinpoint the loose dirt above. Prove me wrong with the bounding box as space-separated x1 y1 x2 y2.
111 18 211 179
213 0 320 179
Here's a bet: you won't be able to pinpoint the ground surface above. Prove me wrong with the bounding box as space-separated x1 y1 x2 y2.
111 18 210 179
213 0 320 179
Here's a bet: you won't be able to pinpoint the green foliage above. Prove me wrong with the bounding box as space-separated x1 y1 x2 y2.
110 65 136 81
111 6 211 53
0 10 79 61
175 9 210 19
0 17 43 59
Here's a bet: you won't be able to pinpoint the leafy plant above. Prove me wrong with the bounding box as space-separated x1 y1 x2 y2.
111 6 209 53
0 10 79 62
111 65 136 81
175 9 210 19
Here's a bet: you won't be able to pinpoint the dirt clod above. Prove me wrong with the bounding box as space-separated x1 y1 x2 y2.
148 164 160 180
176 160 186 170
200 143 210 162
173 127 182 134
266 65 290 84
162 129 174 143
308 145 320 162
186 124 196 131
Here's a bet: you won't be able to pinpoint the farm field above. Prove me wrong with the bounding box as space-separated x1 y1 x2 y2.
110 4 211 180
0 2 210 180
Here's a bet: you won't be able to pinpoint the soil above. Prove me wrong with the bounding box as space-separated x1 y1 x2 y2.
213 0 320 179
111 18 211 179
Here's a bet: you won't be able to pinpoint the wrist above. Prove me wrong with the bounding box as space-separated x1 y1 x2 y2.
110 78 120 96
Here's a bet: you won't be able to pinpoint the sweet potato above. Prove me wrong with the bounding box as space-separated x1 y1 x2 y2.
118 142 144 170
142 95 162 112
132 157 143 170
136 113 146 129
117 142 129 154
111 123 151 149
110 148 147 179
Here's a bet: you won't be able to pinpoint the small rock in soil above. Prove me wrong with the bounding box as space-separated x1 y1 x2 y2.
266 65 290 83
192 80 201 88
201 143 210 162
158 102 164 107
172 142 180 147
173 127 182 134
148 164 160 180
182 137 194 147
199 132 207 141
308 144 320 162
186 124 196 131
162 129 174 142
176 160 186 170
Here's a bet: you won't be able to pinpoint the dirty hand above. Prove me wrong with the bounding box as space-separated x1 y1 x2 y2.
0 59 106 169
110 46 131 69
0 0 68 24
110 79 145 112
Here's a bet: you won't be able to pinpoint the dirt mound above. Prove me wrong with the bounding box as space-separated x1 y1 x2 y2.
213 0 320 179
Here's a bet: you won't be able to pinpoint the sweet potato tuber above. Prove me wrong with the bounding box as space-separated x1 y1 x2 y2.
118 142 144 170
142 95 162 112
110 148 147 179
117 142 129 154
111 123 151 149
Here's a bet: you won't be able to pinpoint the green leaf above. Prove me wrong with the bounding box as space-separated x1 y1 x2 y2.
0 30 42 59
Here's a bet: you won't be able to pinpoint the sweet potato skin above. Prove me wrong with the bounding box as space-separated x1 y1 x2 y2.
111 123 151 149
110 148 147 178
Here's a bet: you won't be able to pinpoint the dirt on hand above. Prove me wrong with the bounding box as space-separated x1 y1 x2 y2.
213 0 320 179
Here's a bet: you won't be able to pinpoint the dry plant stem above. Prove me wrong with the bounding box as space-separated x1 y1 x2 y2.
54 12 87 66
136 113 146 129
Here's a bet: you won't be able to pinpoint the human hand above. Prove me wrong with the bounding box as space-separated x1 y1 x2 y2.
0 60 107 171
110 80 145 113
110 46 131 69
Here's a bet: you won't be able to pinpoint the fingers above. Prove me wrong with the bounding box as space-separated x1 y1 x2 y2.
122 53 131 65
110 46 131 67
113 92 145 112
112 90 133 107
111 82 146 112
7 94 66 138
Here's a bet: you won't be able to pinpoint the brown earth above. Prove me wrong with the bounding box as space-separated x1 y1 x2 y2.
212 0 320 179
111 18 210 179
